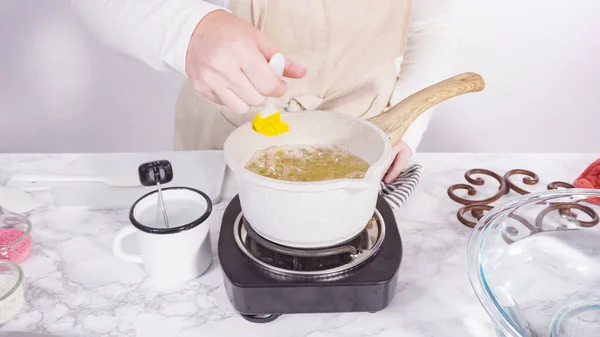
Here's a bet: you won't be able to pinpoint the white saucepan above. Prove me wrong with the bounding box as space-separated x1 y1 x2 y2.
224 72 486 248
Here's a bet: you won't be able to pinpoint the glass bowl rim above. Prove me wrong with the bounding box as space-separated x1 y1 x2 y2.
465 188 600 337
0 260 24 302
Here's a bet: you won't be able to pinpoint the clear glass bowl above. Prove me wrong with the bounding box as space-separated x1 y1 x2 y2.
0 213 33 264
0 260 25 324
467 188 600 337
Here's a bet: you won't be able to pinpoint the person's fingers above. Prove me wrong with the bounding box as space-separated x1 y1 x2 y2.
240 51 287 97
225 70 267 107
254 31 279 60
283 56 307 79
383 158 403 184
214 88 250 114
186 11 304 108
192 80 224 105
193 58 266 108
255 31 305 80
383 150 410 184
204 91 223 105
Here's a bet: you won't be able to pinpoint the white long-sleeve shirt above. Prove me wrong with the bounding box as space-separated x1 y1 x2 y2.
71 0 460 153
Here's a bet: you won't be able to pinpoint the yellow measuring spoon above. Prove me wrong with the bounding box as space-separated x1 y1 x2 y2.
252 53 289 136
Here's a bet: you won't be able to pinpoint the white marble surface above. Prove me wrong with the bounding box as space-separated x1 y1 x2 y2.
0 152 598 337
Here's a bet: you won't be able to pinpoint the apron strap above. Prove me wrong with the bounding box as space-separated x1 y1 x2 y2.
251 0 268 31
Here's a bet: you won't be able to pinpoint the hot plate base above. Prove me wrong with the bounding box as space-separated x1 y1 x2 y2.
217 195 403 323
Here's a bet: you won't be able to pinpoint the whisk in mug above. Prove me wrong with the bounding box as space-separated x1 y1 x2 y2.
112 161 213 282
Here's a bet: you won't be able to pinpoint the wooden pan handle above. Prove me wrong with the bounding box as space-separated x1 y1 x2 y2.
367 72 486 146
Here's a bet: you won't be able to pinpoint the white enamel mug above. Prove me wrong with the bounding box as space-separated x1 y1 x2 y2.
113 187 213 282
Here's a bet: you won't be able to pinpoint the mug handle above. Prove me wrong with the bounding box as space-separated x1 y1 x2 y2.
113 225 143 264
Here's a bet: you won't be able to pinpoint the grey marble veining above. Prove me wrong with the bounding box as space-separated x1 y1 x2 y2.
0 153 597 337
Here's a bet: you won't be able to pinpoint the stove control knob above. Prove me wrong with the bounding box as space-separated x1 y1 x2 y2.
138 160 173 186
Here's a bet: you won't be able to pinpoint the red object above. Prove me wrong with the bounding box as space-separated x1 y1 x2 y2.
574 158 600 205
0 228 32 264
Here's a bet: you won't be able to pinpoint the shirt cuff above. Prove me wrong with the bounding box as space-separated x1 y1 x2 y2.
163 3 230 76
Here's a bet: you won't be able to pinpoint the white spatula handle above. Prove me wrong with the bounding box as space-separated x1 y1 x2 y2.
269 53 285 77
262 53 285 117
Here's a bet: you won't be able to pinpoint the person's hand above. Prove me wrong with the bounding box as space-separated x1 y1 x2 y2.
383 141 413 184
185 10 306 114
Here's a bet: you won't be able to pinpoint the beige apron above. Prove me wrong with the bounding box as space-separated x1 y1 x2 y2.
174 0 411 150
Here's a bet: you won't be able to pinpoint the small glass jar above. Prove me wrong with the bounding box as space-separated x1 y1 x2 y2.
0 260 25 324
0 213 33 264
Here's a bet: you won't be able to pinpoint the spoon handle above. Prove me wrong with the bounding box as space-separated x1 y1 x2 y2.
261 53 285 117
269 53 285 77
368 72 486 146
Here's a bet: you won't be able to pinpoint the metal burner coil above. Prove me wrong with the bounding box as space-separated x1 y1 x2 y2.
233 210 386 279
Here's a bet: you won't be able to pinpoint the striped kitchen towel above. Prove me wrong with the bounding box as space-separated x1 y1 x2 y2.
379 164 422 209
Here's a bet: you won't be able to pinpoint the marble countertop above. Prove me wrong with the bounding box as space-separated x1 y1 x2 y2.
0 152 597 337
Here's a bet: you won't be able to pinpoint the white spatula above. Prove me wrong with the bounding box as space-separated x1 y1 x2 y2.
0 186 42 214
261 53 285 118
9 173 141 188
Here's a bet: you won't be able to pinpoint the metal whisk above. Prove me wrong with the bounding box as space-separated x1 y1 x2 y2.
138 160 174 228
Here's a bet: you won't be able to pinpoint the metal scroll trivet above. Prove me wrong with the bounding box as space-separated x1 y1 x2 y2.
447 168 599 244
